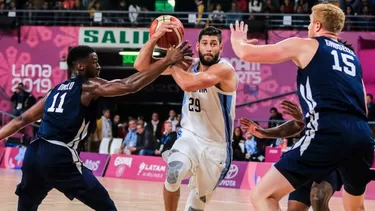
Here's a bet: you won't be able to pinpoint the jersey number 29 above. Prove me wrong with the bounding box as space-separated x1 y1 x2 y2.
47 92 67 113
188 97 201 112
331 50 356 77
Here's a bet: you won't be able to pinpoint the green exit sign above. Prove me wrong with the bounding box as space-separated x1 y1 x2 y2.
122 55 137 65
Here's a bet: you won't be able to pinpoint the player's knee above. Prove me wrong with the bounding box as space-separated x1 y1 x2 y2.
164 155 191 192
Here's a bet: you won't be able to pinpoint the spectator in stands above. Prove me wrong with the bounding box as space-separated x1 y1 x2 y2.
137 116 147 127
119 119 138 153
244 131 261 161
367 93 375 122
166 109 179 131
54 0 68 25
96 108 113 141
176 123 181 133
268 107 284 128
133 123 158 156
176 113 181 123
232 126 245 161
227 2 242 26
281 0 294 13
155 121 177 156
249 0 263 13
236 0 249 12
0 3 6 17
359 5 374 30
129 3 141 26
88 0 101 18
71 0 86 26
146 112 163 141
112 114 123 138
209 3 225 25
117 0 129 25
11 83 30 117
295 0 309 13
344 5 355 30
195 0 205 26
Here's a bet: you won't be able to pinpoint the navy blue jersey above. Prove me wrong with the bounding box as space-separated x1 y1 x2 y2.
36 76 97 145
297 36 367 123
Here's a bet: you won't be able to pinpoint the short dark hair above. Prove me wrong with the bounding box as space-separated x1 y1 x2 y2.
367 94 373 100
337 39 354 52
198 26 222 43
67 45 95 70
270 107 278 112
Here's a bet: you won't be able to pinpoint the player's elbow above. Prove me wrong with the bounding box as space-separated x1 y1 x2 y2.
179 83 196 92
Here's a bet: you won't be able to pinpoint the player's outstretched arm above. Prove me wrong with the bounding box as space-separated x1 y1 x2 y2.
230 20 305 65
170 62 233 92
134 22 181 75
0 95 47 141
240 100 305 139
85 42 193 97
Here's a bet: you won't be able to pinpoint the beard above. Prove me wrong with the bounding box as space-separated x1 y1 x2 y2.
198 51 220 66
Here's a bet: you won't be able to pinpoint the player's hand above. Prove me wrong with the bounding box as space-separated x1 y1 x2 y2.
230 20 258 46
280 100 304 123
151 22 181 40
239 117 267 139
165 41 193 65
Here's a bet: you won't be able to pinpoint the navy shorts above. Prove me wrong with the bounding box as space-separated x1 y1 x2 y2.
275 112 374 196
288 170 342 206
15 139 117 211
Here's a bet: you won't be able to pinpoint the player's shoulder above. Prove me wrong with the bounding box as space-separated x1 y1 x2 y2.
283 37 318 47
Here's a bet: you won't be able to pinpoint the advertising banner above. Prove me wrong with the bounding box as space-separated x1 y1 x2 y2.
181 161 248 189
0 26 77 113
78 27 150 48
80 152 110 177
105 155 167 182
0 147 5 164
0 147 26 169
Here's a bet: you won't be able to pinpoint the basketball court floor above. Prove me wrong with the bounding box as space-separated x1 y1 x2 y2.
1 169 375 211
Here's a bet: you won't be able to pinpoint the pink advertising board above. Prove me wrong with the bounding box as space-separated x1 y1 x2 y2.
105 154 167 182
0 26 77 113
80 152 110 177
0 147 26 169
181 161 249 189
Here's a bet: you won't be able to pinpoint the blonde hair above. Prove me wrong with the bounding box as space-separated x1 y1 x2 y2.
311 3 345 34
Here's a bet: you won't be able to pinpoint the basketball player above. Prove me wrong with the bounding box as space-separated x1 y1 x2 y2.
0 44 192 211
241 100 366 211
230 3 374 210
135 25 238 211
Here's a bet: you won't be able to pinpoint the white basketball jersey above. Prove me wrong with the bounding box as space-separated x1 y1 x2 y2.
180 58 237 144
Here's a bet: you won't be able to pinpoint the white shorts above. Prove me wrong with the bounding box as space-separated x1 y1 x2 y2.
162 128 232 197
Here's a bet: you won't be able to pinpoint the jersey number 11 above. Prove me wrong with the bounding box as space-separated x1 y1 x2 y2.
47 92 67 113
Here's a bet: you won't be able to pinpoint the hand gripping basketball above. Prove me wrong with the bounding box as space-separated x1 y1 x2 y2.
151 22 181 41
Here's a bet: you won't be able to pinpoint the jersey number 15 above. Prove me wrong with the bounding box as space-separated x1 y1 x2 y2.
331 50 356 77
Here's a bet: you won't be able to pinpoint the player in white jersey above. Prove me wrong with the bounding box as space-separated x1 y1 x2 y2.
135 25 238 211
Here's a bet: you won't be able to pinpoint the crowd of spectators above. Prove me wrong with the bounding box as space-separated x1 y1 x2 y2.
0 0 374 29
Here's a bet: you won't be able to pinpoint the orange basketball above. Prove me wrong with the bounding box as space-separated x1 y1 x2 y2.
149 15 184 49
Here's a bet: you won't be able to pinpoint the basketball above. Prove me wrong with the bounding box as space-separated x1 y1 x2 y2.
149 15 184 49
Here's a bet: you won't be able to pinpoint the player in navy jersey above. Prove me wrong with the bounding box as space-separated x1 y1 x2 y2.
240 100 366 211
0 43 192 211
231 3 373 211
